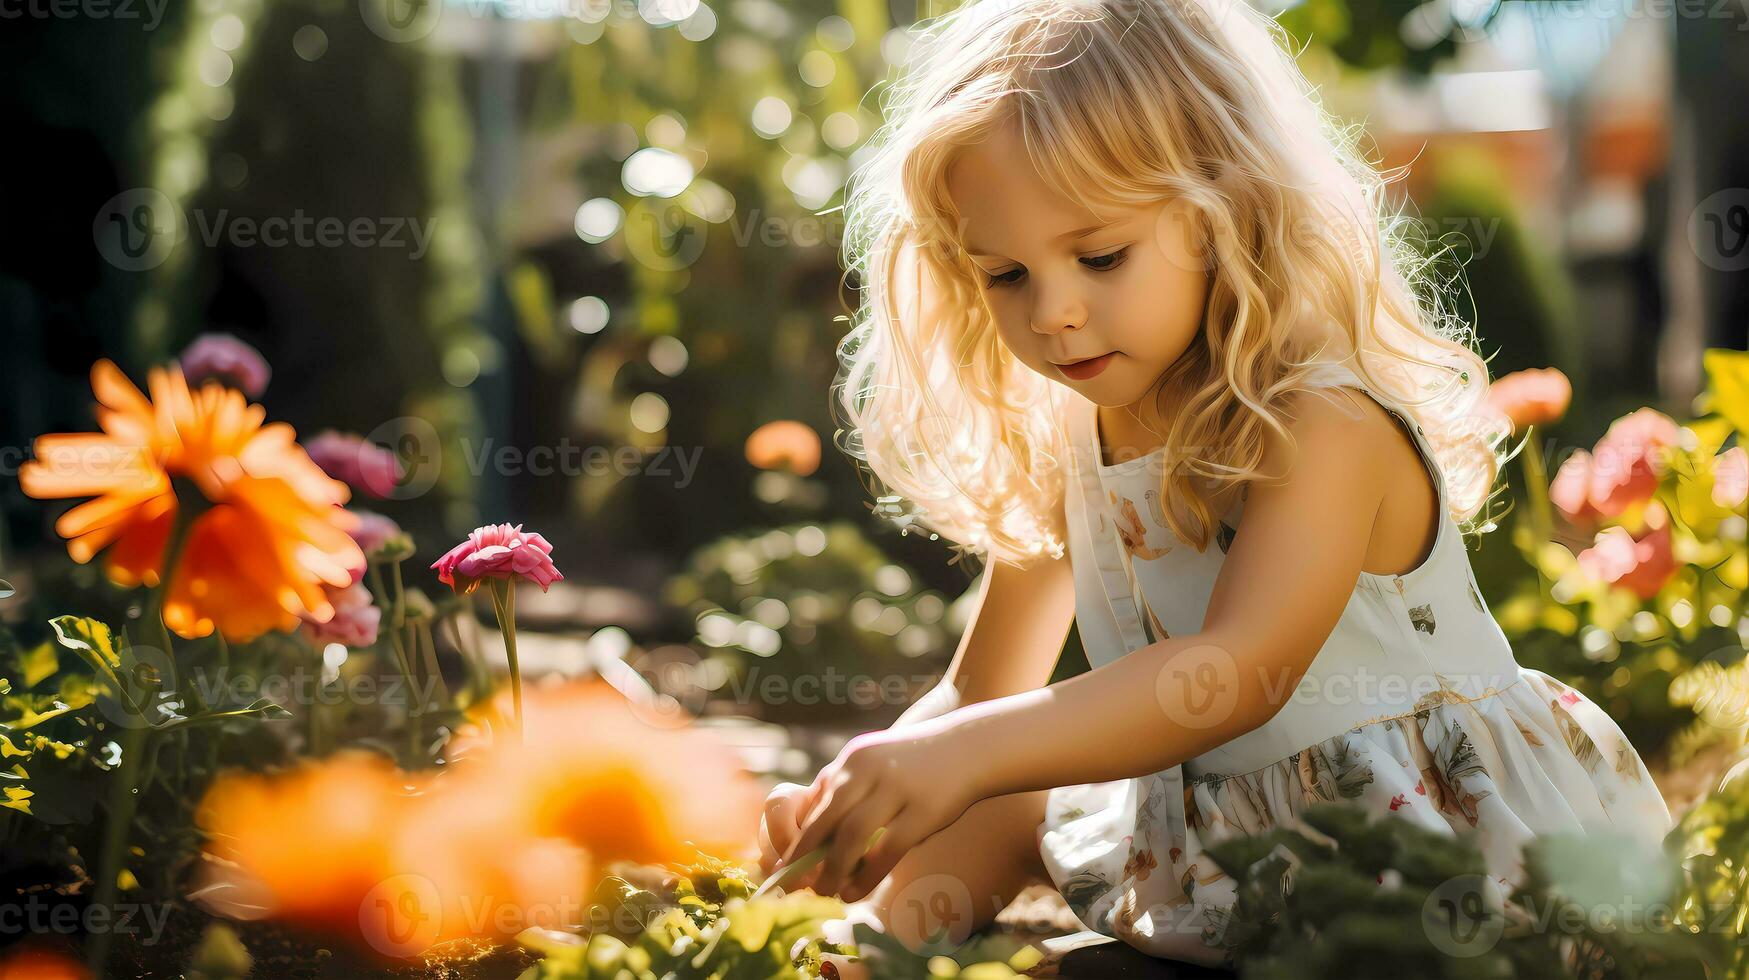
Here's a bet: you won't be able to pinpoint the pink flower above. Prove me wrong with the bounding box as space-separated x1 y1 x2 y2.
347 509 405 556
179 332 271 398
1485 367 1571 434
305 431 403 499
1588 409 1680 517
1714 447 1748 509
300 581 381 647
1551 449 1601 523
1550 408 1681 523
432 523 562 595
1577 505 1677 600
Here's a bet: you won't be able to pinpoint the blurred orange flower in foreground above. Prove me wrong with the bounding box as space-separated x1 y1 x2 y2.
195 680 763 957
19 360 363 641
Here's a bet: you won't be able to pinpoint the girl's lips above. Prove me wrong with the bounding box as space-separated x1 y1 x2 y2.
1058 352 1115 381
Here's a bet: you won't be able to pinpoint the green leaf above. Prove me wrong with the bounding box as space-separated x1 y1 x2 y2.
157 698 292 733
50 612 139 710
723 898 775 952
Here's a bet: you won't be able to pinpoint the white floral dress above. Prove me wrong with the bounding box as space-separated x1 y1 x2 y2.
1035 361 1673 967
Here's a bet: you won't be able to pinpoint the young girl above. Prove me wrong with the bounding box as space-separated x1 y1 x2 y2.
758 0 1674 967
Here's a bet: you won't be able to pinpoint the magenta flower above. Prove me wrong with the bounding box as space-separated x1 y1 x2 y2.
305 430 404 498
300 581 382 648
179 332 271 398
347 509 406 556
433 523 560 739
432 523 563 596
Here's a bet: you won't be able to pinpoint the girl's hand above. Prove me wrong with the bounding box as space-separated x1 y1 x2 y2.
757 782 822 892
780 722 986 903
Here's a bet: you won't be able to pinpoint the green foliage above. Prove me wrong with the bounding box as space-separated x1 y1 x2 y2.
1668 759 1749 979
665 522 967 721
519 854 1042 980
1206 802 1722 980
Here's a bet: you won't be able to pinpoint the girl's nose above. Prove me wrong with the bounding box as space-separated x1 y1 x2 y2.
1030 284 1087 335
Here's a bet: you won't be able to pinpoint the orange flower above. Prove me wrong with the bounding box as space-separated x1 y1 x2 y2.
1484 367 1571 433
744 420 822 476
19 360 363 641
195 681 765 957
450 680 764 868
194 751 412 934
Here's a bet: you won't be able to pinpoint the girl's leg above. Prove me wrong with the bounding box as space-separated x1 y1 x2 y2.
837 788 1054 955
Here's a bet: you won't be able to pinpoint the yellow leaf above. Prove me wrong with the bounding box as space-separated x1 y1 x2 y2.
1704 349 1749 434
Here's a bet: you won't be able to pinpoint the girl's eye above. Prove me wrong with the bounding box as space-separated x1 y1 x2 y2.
1081 247 1129 271
982 248 1129 289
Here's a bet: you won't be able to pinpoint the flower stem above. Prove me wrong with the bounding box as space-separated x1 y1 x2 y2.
1521 428 1554 594
88 494 196 976
369 562 421 764
489 580 523 742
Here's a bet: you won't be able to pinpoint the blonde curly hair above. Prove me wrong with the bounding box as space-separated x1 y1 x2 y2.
833 0 1504 566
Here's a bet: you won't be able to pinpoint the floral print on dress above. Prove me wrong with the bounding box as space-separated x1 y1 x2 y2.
1409 603 1437 635
1060 869 1115 925
1111 491 1171 560
1413 715 1493 827
1296 737 1375 803
1552 694 1604 773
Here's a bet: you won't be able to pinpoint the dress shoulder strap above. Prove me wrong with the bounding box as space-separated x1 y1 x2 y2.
1295 359 1454 528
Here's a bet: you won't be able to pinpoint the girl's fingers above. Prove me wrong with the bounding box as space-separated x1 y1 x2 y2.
815 801 897 899
758 815 777 871
843 810 921 902
786 776 865 871
760 784 807 871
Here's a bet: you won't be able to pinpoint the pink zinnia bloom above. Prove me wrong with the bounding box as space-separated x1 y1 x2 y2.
305 431 404 499
432 523 562 595
1485 367 1571 434
1577 506 1677 600
301 581 381 648
348 509 404 555
179 332 271 398
1714 447 1748 509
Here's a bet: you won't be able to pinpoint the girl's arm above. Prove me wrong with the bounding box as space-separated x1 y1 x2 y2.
769 524 1074 890
891 549 1077 728
788 391 1415 900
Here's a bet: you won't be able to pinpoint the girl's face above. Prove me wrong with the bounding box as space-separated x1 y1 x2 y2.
945 121 1211 409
